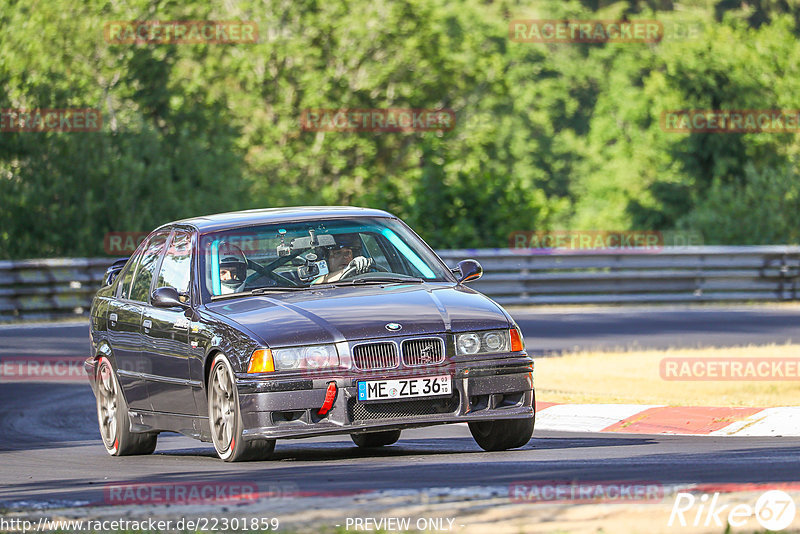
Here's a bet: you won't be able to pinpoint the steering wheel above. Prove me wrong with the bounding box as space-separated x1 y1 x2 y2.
339 259 391 280
240 248 302 288
245 263 301 288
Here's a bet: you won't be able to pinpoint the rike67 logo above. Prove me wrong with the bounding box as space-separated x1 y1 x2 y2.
669 490 797 531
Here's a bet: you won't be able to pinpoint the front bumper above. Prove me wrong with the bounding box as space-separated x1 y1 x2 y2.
236 356 534 440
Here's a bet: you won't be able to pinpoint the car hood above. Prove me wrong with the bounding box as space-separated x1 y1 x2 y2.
204 283 511 347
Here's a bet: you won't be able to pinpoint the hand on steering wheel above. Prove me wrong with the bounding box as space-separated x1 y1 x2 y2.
340 256 373 279
349 256 372 274
339 257 392 279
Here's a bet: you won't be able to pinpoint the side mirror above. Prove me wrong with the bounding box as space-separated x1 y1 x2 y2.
104 258 128 286
454 259 483 284
152 287 189 309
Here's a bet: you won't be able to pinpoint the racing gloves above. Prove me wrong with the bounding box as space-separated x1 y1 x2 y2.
347 256 373 274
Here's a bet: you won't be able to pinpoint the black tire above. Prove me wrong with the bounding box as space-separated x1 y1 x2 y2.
208 353 275 462
350 429 401 448
95 356 157 456
468 417 534 451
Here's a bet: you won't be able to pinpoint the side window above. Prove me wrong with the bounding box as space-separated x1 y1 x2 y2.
155 230 193 297
117 249 144 300
129 231 170 303
361 234 391 271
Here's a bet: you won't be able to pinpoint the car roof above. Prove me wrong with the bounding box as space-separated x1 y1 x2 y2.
169 206 395 233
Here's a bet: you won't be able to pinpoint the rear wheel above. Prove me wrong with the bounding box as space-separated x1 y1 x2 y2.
95 356 157 456
208 353 275 462
469 417 534 451
350 429 401 448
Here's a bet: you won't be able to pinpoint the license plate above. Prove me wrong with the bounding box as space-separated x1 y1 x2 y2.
357 375 451 401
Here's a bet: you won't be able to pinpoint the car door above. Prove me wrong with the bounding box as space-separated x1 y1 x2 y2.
121 229 170 411
106 247 151 410
142 228 198 414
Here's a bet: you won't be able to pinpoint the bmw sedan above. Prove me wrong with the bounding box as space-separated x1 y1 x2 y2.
85 207 535 461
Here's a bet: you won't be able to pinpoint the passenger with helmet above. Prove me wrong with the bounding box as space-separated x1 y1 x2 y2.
312 234 373 284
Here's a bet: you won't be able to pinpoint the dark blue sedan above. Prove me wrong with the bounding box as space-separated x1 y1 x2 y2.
86 207 534 461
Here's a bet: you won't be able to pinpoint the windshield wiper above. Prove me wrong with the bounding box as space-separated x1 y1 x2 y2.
250 286 309 294
331 277 425 286
210 286 308 301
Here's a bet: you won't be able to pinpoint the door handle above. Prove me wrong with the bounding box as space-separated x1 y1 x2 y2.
142 319 152 331
109 313 117 326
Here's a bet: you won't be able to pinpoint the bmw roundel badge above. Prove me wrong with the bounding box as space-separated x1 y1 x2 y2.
385 322 402 331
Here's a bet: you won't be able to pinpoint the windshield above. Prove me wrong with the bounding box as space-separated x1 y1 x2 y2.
198 217 452 300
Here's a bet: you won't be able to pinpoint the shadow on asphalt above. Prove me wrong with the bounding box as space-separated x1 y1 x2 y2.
4 441 800 509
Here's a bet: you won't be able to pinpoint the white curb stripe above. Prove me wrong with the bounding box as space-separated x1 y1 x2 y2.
712 407 800 437
535 404 663 433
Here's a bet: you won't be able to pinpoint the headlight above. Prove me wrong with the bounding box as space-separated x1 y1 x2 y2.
456 333 481 354
455 329 512 355
275 348 302 370
483 331 505 351
247 345 343 373
304 345 337 369
271 344 340 371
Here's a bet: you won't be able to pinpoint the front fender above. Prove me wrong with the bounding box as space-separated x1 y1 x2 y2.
84 342 113 397
192 312 262 396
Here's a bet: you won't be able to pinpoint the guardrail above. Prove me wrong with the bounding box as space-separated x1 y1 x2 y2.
0 258 111 322
1 246 798 321
438 246 800 305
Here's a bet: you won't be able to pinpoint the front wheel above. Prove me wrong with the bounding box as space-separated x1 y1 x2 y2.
350 429 401 448
468 417 534 451
208 353 275 462
95 356 157 456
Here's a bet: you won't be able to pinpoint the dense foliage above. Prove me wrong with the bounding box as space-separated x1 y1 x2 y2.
1 0 799 258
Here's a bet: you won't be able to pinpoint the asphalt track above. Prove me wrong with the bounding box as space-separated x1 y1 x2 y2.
1 306 799 511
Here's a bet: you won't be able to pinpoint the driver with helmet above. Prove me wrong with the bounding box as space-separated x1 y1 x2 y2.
219 255 247 294
312 234 372 284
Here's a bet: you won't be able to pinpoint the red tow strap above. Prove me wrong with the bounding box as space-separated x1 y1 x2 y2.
318 382 338 415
